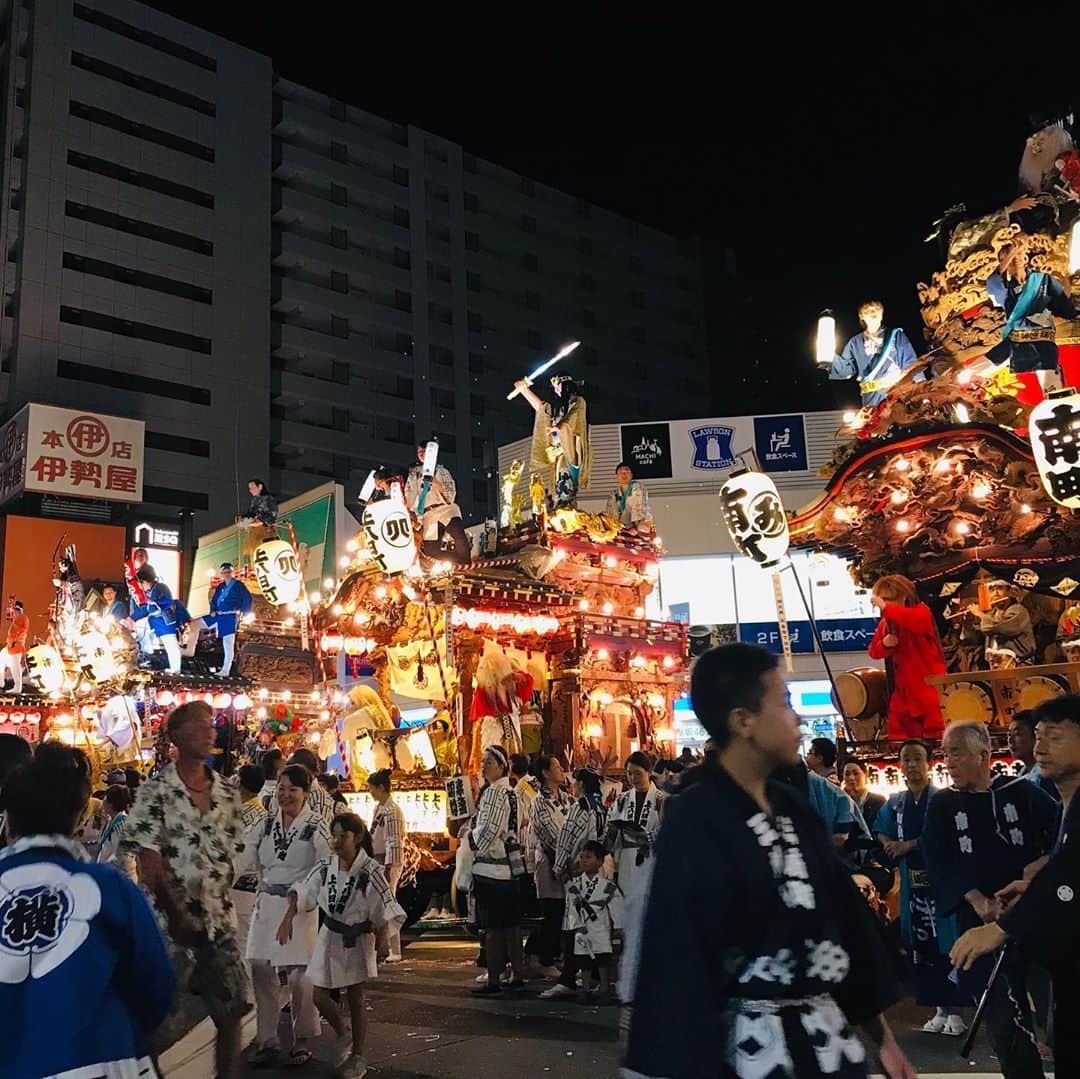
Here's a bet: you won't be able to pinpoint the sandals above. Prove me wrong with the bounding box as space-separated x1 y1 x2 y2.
289 1048 314 1066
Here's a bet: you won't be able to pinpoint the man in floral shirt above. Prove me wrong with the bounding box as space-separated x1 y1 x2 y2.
125 701 251 1077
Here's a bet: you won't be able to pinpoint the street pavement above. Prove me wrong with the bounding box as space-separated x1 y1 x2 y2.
235 928 1045 1078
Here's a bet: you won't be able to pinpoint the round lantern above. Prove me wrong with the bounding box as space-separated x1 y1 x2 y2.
372 737 392 771
77 631 116 683
155 689 175 707
718 469 790 568
252 539 303 606
98 694 140 752
395 737 415 773
213 692 233 710
1029 387 1080 509
25 645 64 694
408 728 437 771
361 499 416 575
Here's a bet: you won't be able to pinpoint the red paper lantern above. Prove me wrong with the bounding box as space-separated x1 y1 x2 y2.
274 702 288 720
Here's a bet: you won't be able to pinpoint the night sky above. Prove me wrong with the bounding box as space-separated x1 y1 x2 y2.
152 3 1053 417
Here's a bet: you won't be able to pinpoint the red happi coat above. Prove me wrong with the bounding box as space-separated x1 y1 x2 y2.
868 602 945 740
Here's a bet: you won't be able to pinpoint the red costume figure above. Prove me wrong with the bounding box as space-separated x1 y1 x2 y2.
868 574 945 741
467 650 534 772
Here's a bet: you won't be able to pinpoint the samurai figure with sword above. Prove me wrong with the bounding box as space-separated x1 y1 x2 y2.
510 342 590 507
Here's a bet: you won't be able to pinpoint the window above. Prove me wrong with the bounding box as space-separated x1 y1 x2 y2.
68 151 214 209
63 252 212 304
527 329 542 349
383 374 414 399
426 180 449 203
393 206 410 228
333 407 350 432
428 302 452 325
331 271 349 294
521 252 538 272
331 315 349 339
331 226 348 250
393 247 410 269
61 306 212 353
465 231 480 252
72 4 216 71
66 201 212 256
582 309 596 328
379 416 414 445
468 311 483 333
330 183 348 207
332 361 350 384
577 235 592 255
525 290 541 311
69 101 214 162
520 214 536 234
427 260 451 284
394 332 413 355
631 290 645 309
431 345 454 367
395 290 412 313
431 387 455 410
472 436 486 458
577 272 595 293
58 359 210 405
468 352 484 374
330 140 348 164
464 192 479 213
145 430 210 457
466 271 482 292
393 164 409 186
428 222 451 244
70 53 215 116
470 394 485 416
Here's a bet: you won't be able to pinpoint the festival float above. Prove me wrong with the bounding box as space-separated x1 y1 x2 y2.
765 114 1080 795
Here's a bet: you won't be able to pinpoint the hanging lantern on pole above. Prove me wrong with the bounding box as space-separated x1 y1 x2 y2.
252 539 303 606
361 498 417 575
1029 386 1080 509
719 469 790 568
25 645 64 694
76 631 116 683
815 310 836 367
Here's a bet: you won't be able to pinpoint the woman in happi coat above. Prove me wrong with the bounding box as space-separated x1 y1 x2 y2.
243 763 332 1068
278 812 405 1079
524 754 573 972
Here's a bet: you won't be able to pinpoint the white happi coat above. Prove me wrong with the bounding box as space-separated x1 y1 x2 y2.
245 803 331 966
607 783 666 898
293 849 406 988
565 871 621 956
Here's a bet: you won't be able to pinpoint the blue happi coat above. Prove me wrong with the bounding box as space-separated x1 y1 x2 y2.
204 578 253 638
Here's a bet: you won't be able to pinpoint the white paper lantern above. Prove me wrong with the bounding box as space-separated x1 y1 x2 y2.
395 736 415 773
718 469 790 567
815 312 836 367
253 539 303 606
98 694 140 752
361 499 416 575
77 631 116 683
1030 388 1080 509
408 728 437 771
25 645 64 694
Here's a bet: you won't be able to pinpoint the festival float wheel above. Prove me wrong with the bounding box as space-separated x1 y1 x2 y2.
940 681 995 724
1014 673 1068 712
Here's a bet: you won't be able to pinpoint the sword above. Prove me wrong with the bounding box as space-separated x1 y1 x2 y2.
960 943 1009 1059
416 440 440 515
506 340 581 400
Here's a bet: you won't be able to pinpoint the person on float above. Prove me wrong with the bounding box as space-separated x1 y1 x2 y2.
468 650 535 772
515 373 591 507
367 768 406 964
875 739 967 1037
960 581 1037 667
129 565 194 675
606 751 666 1011
827 300 921 407
403 438 471 565
201 562 253 676
241 478 279 529
1 599 28 694
53 553 86 638
604 461 654 530
983 232 1076 393
278 811 405 1079
242 763 331 1068
868 573 946 741
950 695 1080 1077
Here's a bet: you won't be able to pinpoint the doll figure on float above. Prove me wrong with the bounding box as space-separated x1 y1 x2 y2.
467 649 534 772
514 373 591 507
868 574 946 741
825 300 921 407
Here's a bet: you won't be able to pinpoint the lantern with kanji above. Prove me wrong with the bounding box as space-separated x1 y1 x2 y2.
26 645 64 693
253 539 303 606
718 469 790 567
1029 387 1080 509
361 498 416 575
77 631 116 683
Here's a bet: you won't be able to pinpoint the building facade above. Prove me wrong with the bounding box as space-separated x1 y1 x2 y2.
0 0 707 535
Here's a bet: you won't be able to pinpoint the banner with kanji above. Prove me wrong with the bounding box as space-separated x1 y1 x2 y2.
18 404 145 504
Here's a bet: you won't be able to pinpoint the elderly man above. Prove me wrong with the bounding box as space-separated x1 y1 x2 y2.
922 721 1058 1079
951 696 1080 1077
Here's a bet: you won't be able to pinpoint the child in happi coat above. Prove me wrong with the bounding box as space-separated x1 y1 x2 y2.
278 812 405 1079
565 840 622 1003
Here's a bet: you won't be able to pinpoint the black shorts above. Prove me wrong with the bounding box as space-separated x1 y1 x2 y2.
473 876 522 930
